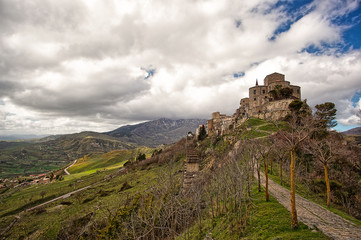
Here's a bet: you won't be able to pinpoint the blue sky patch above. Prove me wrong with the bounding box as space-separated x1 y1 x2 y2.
269 0 314 41
142 67 156 79
351 90 361 107
334 123 359 132
233 72 245 78
235 19 242 28
269 0 361 52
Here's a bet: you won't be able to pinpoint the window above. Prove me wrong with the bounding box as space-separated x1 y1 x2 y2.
265 96 268 99
254 90 256 94
254 98 256 101
297 89 300 94
262 90 265 94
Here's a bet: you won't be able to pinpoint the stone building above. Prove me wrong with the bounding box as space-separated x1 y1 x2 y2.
245 72 300 116
207 112 235 136
207 72 301 136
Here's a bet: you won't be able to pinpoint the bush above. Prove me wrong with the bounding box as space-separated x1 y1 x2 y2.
120 181 132 192
136 153 146 161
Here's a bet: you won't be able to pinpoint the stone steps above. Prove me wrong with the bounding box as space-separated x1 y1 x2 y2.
183 143 201 192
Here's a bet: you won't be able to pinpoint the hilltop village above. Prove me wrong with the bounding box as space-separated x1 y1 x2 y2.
204 72 301 136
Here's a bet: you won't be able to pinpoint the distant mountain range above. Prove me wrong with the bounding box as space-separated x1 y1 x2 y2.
105 118 207 147
0 118 206 178
0 134 49 141
342 127 361 136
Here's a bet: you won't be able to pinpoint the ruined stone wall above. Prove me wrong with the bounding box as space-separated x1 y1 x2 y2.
207 112 235 137
207 119 213 133
290 85 301 99
249 99 294 120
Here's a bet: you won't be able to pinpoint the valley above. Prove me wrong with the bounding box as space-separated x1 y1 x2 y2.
0 118 204 179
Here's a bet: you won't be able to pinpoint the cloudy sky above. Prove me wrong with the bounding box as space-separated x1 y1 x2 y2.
0 0 360 136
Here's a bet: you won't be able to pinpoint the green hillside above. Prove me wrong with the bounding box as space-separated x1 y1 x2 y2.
1 116 360 239
0 132 137 178
67 147 153 174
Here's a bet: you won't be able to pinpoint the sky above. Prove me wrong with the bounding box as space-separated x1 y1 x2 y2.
0 0 360 136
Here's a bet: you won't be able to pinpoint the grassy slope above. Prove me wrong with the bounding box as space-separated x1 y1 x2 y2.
0 132 137 179
67 147 153 174
0 148 154 220
1 118 356 239
242 118 361 226
245 187 328 240
267 164 361 226
1 149 178 239
177 186 327 240
178 118 327 239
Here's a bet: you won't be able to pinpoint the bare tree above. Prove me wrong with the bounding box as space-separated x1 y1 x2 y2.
270 141 288 186
304 132 342 207
275 111 314 229
40 190 46 199
253 139 272 201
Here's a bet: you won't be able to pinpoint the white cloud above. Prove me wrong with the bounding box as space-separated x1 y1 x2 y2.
0 0 360 135
338 98 361 126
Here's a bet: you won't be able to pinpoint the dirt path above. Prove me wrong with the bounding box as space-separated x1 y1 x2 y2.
64 159 77 175
24 184 94 212
1 167 128 238
258 172 361 240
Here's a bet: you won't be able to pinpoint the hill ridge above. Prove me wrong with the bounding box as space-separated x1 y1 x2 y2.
105 118 207 147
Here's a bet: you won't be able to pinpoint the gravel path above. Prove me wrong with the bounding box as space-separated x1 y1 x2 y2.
258 171 361 240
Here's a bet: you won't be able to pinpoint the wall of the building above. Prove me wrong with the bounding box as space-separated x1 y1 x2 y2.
249 86 268 111
264 72 285 86
249 99 294 120
268 81 291 91
290 85 301 99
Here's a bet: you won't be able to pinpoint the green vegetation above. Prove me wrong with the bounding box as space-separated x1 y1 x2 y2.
0 148 180 239
242 129 270 139
68 148 151 174
1 112 360 239
245 187 327 239
245 118 267 127
0 132 136 178
197 125 207 141
266 164 361 226
258 123 278 132
177 186 327 240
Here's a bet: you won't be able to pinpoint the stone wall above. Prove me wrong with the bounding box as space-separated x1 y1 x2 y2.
250 99 294 120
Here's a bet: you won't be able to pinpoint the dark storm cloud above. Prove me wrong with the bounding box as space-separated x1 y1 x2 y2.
0 0 86 77
0 79 19 97
0 0 360 135
11 67 151 117
0 0 85 32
